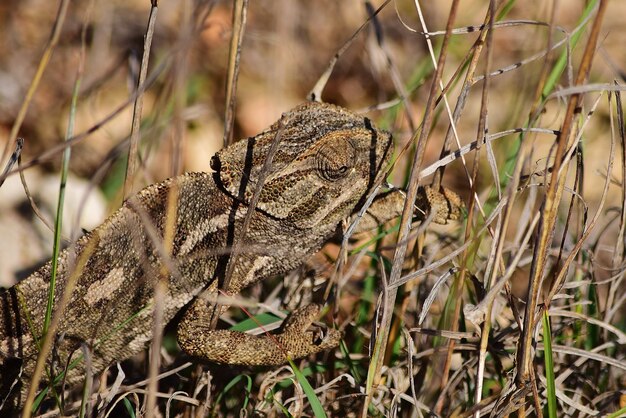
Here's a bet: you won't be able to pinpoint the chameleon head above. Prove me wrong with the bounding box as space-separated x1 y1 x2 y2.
211 101 393 230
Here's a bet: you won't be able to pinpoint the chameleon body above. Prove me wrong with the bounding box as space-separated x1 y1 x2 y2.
0 102 461 412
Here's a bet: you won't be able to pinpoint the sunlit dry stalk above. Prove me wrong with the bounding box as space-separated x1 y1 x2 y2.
432 3 497 413
607 86 626 327
123 0 159 200
516 0 607 394
539 94 613 311
223 0 248 147
216 116 288 328
471 7 497 414
146 182 178 418
361 1 459 416
473 2 561 414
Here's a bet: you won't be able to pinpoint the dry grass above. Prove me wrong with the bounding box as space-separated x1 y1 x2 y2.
0 0 625 416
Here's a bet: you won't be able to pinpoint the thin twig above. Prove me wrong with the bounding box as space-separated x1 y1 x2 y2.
123 1 159 200
223 0 248 147
215 115 288 328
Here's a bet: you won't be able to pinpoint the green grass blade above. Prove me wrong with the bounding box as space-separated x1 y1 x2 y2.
541 0 598 99
606 406 626 418
43 77 80 336
288 358 327 418
542 310 557 418
229 312 283 332
213 374 252 413
122 398 136 417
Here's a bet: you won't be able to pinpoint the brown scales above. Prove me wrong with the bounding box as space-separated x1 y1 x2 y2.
0 101 462 413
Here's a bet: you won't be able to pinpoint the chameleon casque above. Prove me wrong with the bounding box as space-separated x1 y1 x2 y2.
0 101 461 412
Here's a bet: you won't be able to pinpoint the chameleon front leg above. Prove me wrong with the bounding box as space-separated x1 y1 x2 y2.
351 186 463 233
177 290 341 366
176 186 462 366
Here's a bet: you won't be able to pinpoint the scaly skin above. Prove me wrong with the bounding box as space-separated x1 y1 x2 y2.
0 102 461 412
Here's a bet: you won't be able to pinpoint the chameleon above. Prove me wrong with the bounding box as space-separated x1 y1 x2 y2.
0 101 462 412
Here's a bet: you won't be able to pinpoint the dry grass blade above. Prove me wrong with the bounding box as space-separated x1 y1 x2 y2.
0 138 23 188
606 84 626 329
516 1 608 394
446 3 496 413
123 1 158 200
217 116 287 326
395 196 507 290
540 94 613 309
146 182 178 418
222 0 248 147
362 1 459 416
419 127 559 178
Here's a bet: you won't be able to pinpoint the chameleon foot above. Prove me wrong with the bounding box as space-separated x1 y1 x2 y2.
178 304 341 366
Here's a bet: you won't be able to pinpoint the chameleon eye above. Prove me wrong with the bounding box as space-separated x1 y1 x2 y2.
316 140 356 182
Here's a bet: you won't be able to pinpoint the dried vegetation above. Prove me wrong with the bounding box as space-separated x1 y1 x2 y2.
0 0 624 416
